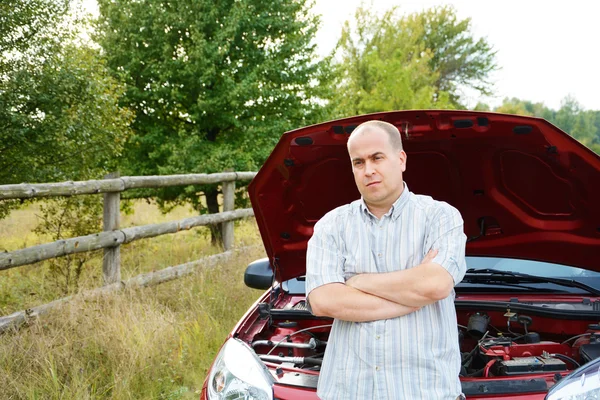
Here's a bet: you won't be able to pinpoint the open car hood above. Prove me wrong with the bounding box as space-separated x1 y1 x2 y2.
248 111 600 283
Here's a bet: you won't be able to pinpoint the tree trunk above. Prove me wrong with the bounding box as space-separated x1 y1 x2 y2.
205 187 223 247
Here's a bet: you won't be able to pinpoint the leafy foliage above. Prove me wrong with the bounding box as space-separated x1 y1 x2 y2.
0 0 69 73
0 0 133 217
1 1 133 289
494 96 600 154
330 5 497 117
34 196 104 294
95 0 333 245
95 0 330 193
408 7 496 101
0 46 132 184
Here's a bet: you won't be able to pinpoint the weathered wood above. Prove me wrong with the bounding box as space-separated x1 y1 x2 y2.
0 247 260 334
0 172 257 200
103 172 121 285
120 208 254 242
0 208 254 271
0 233 127 271
222 178 236 251
125 248 249 288
0 294 77 334
0 180 124 200
120 172 256 189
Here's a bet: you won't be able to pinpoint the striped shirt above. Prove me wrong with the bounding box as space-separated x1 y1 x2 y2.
306 184 467 400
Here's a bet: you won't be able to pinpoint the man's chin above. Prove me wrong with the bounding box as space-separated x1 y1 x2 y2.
363 195 386 206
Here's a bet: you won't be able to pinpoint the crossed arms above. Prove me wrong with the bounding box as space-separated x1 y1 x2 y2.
308 249 455 322
306 205 466 323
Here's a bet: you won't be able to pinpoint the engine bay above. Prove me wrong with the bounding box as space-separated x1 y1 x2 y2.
237 295 600 390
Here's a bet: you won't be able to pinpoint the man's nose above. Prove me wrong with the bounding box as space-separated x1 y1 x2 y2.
365 161 375 176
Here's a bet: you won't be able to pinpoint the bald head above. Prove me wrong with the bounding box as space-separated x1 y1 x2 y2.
348 120 403 152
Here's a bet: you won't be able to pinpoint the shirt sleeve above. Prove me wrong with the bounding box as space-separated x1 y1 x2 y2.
426 203 467 285
305 213 346 297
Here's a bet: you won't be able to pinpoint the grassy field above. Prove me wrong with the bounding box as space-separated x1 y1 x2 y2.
0 201 267 399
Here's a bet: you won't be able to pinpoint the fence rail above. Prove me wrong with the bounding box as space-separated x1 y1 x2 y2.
0 208 255 271
0 170 260 334
0 172 257 200
0 171 258 283
0 247 259 334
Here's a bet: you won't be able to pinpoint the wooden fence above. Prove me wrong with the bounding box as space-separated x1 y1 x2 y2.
0 171 258 332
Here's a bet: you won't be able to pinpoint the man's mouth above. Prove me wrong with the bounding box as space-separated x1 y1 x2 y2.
366 181 381 187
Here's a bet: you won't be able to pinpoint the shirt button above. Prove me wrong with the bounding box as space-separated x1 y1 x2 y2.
376 335 381 340
378 253 382 257
375 366 380 371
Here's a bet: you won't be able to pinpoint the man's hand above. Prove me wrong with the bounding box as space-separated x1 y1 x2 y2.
422 248 439 264
346 248 439 289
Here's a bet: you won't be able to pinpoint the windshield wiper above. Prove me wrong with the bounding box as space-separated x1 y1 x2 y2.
464 268 600 296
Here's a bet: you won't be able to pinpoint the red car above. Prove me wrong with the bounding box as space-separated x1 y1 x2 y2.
202 110 600 399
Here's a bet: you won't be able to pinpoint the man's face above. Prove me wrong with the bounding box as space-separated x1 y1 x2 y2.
347 128 407 209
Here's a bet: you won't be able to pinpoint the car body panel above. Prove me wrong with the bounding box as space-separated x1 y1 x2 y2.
204 111 600 400
248 110 600 283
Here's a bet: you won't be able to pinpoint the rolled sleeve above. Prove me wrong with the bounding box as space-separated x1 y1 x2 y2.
305 214 346 297
427 204 467 285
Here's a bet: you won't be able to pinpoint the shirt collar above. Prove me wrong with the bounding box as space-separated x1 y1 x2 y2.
360 182 410 221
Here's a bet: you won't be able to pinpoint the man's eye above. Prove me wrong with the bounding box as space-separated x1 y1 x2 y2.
354 161 363 166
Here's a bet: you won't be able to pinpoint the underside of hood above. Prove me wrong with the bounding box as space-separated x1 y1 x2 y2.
248 111 600 283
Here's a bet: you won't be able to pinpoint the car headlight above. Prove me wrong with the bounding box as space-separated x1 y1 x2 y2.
546 357 600 400
207 338 274 400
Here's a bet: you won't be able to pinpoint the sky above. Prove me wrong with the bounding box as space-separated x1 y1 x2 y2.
82 0 600 111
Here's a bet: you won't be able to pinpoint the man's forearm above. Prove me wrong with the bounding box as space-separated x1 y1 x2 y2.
308 283 419 322
347 262 454 307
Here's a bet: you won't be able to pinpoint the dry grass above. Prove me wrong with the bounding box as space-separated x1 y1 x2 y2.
0 201 267 399
0 200 262 314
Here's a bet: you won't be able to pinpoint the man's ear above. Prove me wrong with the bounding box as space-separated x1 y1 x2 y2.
399 150 407 172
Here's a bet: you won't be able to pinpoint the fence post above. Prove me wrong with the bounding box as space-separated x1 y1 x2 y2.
103 172 121 284
222 173 235 251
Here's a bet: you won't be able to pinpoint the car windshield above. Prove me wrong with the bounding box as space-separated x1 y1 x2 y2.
459 256 600 294
465 257 600 278
290 257 600 295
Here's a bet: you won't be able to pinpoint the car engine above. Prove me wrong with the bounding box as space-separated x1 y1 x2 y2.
241 298 600 385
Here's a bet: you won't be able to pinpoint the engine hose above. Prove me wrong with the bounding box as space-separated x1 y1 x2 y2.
266 324 333 355
561 333 590 345
484 359 497 377
259 355 323 366
550 353 580 368
252 338 325 350
465 367 485 377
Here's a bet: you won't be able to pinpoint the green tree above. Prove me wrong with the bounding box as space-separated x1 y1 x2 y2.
0 1 133 289
331 5 497 116
554 96 599 154
1 46 132 185
95 0 332 244
0 0 133 219
493 96 599 155
407 6 496 103
495 97 553 120
473 102 491 111
0 0 68 75
592 111 600 148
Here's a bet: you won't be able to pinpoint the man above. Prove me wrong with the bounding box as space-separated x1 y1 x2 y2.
306 120 467 399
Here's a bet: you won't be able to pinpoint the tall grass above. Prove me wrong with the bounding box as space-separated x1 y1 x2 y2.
0 201 267 399
0 200 262 314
